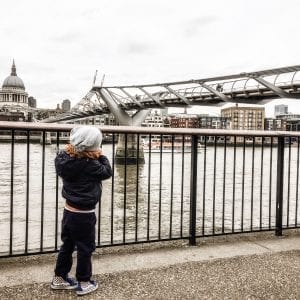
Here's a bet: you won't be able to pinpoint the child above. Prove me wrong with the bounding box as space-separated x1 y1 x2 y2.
51 126 112 296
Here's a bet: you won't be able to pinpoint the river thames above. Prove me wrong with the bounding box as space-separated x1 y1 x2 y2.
0 142 299 254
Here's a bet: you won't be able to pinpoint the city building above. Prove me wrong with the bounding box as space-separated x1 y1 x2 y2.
0 111 26 122
62 99 71 112
142 109 167 127
198 115 230 129
28 96 37 108
277 114 300 131
265 114 300 132
0 60 29 121
221 105 265 130
35 100 72 120
264 118 287 131
69 114 116 126
274 104 288 117
197 114 230 143
221 105 265 143
36 105 63 120
168 113 199 128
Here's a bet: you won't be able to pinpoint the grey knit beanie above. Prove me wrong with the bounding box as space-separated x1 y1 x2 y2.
70 126 102 152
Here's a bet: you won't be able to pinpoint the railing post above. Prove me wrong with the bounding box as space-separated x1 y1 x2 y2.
189 135 198 246
276 136 284 236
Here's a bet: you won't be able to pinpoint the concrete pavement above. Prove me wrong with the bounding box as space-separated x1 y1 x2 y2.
0 231 299 299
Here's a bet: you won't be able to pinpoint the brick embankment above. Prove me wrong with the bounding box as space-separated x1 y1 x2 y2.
0 231 299 299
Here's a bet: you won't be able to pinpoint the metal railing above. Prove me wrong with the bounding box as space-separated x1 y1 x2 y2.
0 121 299 257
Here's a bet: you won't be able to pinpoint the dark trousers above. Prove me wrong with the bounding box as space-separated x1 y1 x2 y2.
55 209 96 282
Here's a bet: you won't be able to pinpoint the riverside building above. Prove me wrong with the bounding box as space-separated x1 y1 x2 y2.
274 104 288 117
221 105 265 131
62 99 71 112
0 60 30 121
221 105 265 143
277 114 300 132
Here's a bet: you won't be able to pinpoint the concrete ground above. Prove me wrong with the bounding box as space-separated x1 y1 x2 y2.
0 230 299 299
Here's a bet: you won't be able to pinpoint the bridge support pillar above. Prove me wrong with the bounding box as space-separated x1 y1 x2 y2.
40 132 51 145
115 134 145 165
97 88 150 165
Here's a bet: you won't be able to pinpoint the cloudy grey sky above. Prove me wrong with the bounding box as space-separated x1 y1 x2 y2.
1 0 300 117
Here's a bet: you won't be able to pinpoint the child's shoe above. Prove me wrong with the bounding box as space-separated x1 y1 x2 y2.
75 280 98 296
51 275 77 290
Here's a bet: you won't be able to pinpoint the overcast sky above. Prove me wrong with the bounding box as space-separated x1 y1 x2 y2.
1 0 300 117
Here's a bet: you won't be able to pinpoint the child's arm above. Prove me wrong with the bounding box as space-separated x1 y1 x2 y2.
90 154 113 181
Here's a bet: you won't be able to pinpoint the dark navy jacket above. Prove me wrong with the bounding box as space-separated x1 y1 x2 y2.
55 151 112 210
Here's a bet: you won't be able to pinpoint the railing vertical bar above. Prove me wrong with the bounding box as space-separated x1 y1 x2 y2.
98 178 102 246
9 129 15 256
110 133 115 244
295 136 300 226
287 137 291 227
259 137 264 230
241 136 246 232
269 137 274 229
147 134 151 241
135 134 140 242
189 135 198 246
276 136 284 236
202 136 207 236
169 134 175 239
123 133 128 244
232 136 236 233
25 130 30 253
212 136 217 234
158 134 163 240
40 130 46 252
222 136 227 233
250 136 255 231
180 135 185 237
54 131 60 251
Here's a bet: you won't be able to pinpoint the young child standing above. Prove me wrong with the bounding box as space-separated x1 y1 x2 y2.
51 126 112 296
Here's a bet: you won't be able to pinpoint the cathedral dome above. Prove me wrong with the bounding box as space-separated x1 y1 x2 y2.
2 60 25 90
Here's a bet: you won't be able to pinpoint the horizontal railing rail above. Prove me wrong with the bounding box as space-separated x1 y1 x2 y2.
0 121 299 258
1 121 300 137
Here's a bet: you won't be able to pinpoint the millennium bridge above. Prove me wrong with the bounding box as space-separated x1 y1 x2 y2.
42 65 300 124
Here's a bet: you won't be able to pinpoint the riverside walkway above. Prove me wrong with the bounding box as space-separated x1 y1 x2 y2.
0 231 299 299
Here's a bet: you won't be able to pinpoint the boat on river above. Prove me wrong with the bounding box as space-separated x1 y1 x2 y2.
143 139 204 153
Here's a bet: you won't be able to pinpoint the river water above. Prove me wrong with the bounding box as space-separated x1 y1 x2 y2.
0 142 299 255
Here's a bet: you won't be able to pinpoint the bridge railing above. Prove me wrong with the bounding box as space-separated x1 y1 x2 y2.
101 71 300 105
0 121 299 257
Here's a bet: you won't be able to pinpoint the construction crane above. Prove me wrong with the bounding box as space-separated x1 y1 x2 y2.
100 74 105 87
93 70 98 85
93 70 105 87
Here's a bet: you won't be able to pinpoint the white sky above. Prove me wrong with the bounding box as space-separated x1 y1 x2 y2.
1 0 300 117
